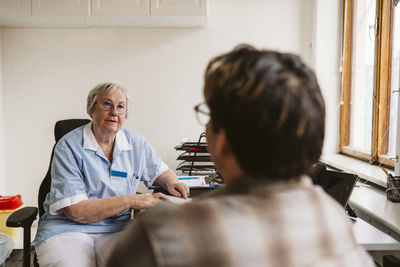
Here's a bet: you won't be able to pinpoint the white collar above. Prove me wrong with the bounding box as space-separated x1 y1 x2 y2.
83 122 131 151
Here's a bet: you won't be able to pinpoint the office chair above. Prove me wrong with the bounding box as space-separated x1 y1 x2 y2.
6 119 91 267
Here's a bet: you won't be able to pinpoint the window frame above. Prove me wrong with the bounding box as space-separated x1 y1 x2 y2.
340 0 396 168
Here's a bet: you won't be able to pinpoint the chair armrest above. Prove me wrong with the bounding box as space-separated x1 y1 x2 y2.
6 207 38 228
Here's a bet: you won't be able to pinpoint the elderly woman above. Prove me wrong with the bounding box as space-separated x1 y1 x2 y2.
33 82 189 267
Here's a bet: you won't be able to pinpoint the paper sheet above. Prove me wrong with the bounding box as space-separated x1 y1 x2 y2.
168 195 192 204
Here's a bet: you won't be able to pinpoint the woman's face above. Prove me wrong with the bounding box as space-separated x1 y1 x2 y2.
91 90 127 136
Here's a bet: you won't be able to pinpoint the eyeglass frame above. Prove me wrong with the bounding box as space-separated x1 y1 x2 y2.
96 99 127 115
194 102 210 126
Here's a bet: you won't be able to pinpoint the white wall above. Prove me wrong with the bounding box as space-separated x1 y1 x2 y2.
314 0 342 155
0 30 5 194
1 0 331 206
300 0 317 70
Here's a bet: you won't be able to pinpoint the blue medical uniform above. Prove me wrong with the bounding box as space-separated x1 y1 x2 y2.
33 123 168 246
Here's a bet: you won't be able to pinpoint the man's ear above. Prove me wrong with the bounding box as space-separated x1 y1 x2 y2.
214 129 231 159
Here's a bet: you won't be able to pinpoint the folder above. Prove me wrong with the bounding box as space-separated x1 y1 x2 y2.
148 176 215 190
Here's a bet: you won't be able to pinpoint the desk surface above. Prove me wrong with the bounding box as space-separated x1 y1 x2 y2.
353 218 400 251
349 182 400 242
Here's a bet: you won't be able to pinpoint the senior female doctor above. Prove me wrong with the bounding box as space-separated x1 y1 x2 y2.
33 82 189 267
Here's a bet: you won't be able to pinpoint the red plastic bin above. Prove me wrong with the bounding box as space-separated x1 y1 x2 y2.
0 195 23 242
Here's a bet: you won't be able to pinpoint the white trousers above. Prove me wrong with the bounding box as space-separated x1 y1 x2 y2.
35 232 122 267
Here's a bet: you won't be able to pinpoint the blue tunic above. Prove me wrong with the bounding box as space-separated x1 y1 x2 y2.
33 123 168 245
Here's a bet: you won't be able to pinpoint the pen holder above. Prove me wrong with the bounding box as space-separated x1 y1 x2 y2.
386 176 400 202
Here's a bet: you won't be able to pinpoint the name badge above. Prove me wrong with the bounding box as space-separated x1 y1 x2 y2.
111 170 128 178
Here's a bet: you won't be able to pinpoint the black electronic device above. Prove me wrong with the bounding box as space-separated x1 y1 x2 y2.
311 164 358 208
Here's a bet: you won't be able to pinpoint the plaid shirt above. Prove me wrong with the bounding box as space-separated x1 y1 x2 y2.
107 176 374 267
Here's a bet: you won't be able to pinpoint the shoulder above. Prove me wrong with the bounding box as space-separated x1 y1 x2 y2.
119 128 157 153
133 200 217 230
306 183 350 218
126 191 371 267
135 197 235 236
129 200 222 265
120 128 146 143
138 186 353 240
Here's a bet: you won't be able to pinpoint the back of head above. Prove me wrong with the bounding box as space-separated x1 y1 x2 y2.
204 45 325 179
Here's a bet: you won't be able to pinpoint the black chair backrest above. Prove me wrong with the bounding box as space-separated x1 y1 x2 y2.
38 119 91 217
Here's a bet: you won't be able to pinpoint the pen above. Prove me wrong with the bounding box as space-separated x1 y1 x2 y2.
380 167 392 178
381 167 396 183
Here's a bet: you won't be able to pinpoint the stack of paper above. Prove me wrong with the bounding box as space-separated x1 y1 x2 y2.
178 176 215 188
168 195 192 204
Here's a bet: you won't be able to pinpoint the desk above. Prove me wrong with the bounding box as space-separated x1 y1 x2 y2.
152 187 217 198
353 218 400 251
349 182 400 242
352 216 400 266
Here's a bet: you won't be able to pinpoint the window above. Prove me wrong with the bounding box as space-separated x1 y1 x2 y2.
340 0 400 168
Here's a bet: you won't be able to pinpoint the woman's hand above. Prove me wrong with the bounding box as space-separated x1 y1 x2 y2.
63 193 170 223
166 182 190 199
153 169 190 199
129 193 170 210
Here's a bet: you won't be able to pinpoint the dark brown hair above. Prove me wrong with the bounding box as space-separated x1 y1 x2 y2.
204 45 325 179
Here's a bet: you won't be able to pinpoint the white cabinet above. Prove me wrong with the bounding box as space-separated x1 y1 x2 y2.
151 0 207 16
0 0 208 27
0 0 30 16
32 0 90 16
91 0 149 16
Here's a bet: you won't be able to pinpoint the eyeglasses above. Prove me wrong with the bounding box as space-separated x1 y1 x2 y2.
194 102 210 126
97 100 127 115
